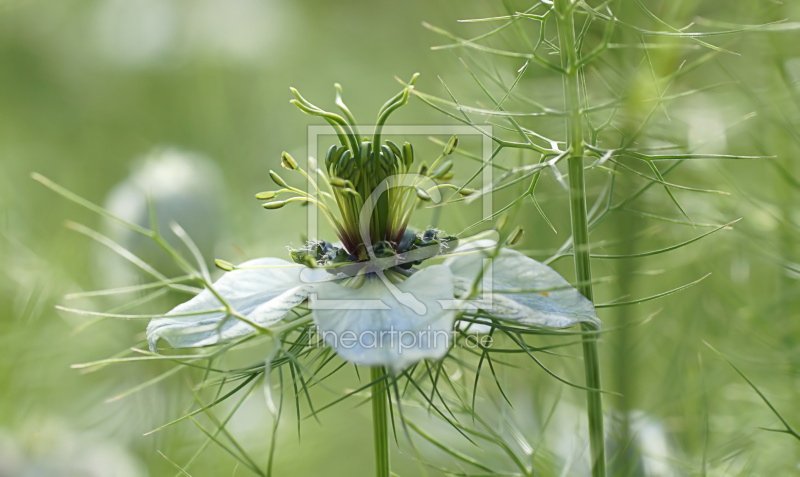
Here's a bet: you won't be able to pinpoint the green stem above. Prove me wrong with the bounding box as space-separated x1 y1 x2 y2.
371 366 390 477
554 1 606 476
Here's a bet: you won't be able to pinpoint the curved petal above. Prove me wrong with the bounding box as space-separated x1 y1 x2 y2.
445 241 599 329
147 257 330 350
310 265 456 373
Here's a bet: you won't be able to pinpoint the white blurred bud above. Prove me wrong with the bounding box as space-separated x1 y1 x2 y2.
93 0 293 68
0 419 145 477
685 96 727 155
97 147 227 288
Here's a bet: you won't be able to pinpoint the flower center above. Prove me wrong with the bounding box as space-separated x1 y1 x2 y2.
290 228 457 277
323 137 419 256
257 75 466 276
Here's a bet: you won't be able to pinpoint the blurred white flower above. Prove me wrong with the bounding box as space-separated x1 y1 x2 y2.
98 147 227 288
0 419 145 477
682 95 728 155
526 402 682 476
92 0 292 68
93 0 177 67
606 411 680 476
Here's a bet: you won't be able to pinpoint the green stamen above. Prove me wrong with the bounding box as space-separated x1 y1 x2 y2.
260 76 463 272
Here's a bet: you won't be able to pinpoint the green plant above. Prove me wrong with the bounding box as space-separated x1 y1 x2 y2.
412 0 799 475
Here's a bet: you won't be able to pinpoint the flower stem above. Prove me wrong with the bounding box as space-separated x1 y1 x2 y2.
371 366 390 477
554 1 606 476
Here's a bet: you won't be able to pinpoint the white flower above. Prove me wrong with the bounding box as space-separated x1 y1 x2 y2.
147 83 600 373
98 147 226 288
147 240 599 373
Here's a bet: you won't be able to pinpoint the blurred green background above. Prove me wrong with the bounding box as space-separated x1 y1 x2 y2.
0 0 798 475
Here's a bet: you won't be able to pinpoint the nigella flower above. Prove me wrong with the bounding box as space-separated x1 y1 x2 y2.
147 78 599 373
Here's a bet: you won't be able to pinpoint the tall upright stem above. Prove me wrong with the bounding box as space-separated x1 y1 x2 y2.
371 366 390 477
554 1 606 475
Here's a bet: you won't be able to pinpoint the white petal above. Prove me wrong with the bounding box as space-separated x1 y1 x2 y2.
310 265 456 373
147 257 329 350
445 243 599 328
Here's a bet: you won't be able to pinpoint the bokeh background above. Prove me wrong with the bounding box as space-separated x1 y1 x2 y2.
0 0 798 475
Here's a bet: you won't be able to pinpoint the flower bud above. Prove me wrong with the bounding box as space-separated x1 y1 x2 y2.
505 226 524 246
262 200 287 209
495 213 508 231
358 141 373 170
402 142 414 168
255 191 277 200
432 160 453 179
444 135 458 155
416 187 432 202
329 177 348 188
269 170 288 188
324 144 337 170
380 144 395 169
281 152 298 170
385 140 403 160
336 150 353 179
214 259 235 271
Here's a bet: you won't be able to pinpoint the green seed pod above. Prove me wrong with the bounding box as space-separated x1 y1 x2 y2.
505 226 524 246
358 141 371 168
262 200 287 209
415 187 432 201
281 151 298 170
385 140 403 160
324 144 338 170
255 191 277 200
269 170 288 188
418 162 428 176
433 159 453 179
331 145 346 168
495 213 508 231
458 187 475 197
341 150 356 179
337 149 352 178
444 135 459 155
380 145 395 169
402 142 414 168
214 259 235 271
329 177 348 188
